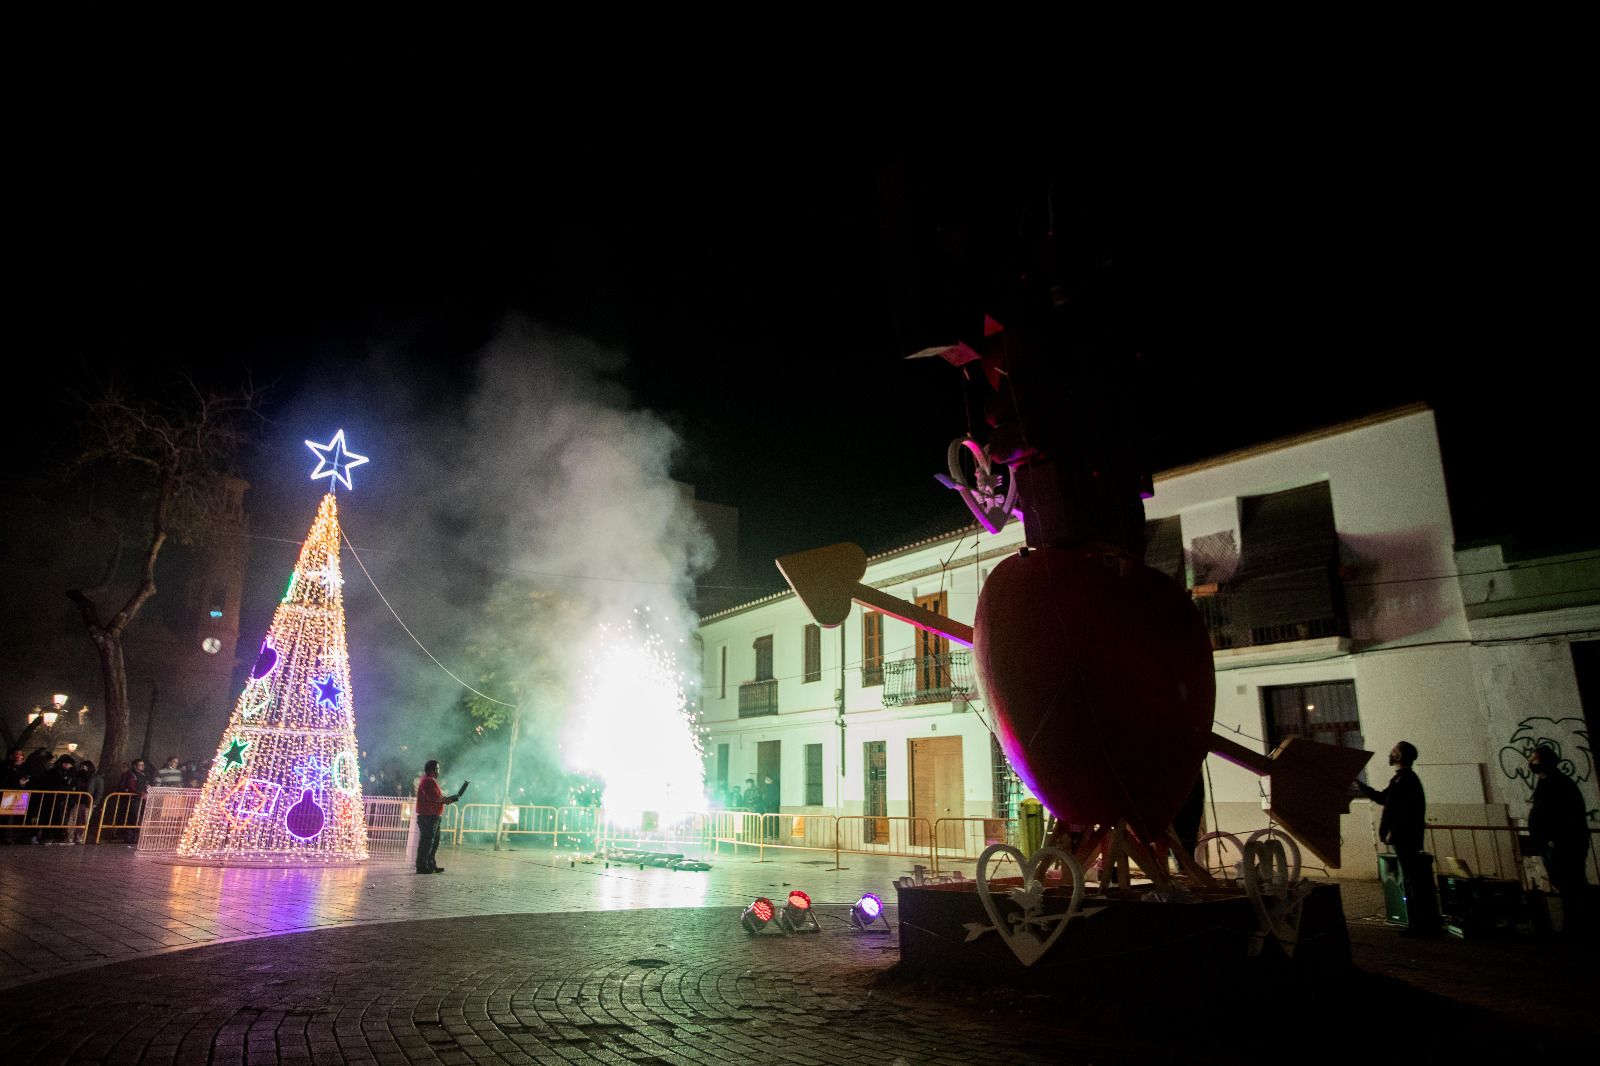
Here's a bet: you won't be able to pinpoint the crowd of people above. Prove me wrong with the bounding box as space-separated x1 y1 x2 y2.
709 775 777 813
0 748 212 845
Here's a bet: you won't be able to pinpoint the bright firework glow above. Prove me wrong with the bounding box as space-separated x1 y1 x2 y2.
563 609 704 823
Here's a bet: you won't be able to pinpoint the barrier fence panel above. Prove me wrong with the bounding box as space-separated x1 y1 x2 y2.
553 806 600 849
94 791 138 843
1423 823 1525 884
364 796 416 863
597 810 714 862
929 817 1018 873
752 813 837 862
454 803 559 846
136 787 204 854
835 815 934 869
709 811 763 855
91 790 425 862
0 789 96 845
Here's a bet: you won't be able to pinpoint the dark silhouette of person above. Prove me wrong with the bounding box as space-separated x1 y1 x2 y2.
1359 740 1439 936
414 760 467 875
1527 744 1592 938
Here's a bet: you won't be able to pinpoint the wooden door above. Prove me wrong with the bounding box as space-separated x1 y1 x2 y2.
864 741 887 843
914 592 949 693
756 741 781 812
910 735 963 846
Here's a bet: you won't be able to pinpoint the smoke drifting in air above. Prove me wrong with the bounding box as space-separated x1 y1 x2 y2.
279 320 716 814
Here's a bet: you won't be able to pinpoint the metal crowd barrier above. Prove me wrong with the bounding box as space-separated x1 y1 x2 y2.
1422 824 1600 887
928 817 1019 874
456 803 559 845
365 796 420 863
708 810 762 854
835 815 935 870
597 809 714 862
94 791 142 843
136 787 203 853
89 789 437 863
1422 823 1526 884
749 812 836 863
0 788 95 844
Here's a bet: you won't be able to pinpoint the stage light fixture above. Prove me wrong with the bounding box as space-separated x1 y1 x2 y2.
741 897 775 933
778 890 821 934
849 892 888 931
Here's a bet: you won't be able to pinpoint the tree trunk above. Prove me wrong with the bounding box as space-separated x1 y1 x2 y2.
68 464 172 775
95 634 131 775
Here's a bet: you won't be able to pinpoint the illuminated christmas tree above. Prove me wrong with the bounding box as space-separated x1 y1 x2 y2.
178 432 370 863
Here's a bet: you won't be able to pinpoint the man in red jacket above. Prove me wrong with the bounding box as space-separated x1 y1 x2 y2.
415 760 467 874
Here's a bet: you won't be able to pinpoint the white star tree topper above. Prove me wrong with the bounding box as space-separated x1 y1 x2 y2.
305 429 370 491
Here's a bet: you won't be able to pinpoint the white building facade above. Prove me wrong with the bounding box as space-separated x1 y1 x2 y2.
696 405 1598 879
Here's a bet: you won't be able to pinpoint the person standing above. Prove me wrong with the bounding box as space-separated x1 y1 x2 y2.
1358 740 1439 936
38 754 79 843
117 758 151 845
415 760 468 875
1 749 28 845
1527 745 1593 939
155 756 184 789
75 759 102 844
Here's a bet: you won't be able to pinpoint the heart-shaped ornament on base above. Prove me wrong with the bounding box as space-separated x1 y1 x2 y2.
972 844 1094 966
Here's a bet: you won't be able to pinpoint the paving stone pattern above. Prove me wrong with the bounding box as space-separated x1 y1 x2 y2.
0 845 903 988
3 846 1593 1063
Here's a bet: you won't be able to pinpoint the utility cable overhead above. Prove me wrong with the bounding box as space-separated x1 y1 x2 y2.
340 528 517 709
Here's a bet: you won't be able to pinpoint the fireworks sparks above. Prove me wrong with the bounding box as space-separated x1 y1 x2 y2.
563 609 704 824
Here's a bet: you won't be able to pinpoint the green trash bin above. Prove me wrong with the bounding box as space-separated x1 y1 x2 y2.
1378 851 1434 926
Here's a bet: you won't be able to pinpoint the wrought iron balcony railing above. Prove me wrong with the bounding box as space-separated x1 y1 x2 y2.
882 650 973 707
1193 565 1348 650
738 678 779 717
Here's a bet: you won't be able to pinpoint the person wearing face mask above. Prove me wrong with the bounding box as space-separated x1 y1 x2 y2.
1359 740 1439 936
1526 745 1592 939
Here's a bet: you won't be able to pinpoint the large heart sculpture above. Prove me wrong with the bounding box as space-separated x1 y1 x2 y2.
973 843 1088 966
973 548 1216 840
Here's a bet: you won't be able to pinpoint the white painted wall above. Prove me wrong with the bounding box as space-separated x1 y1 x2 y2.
1471 639 1600 821
697 408 1599 880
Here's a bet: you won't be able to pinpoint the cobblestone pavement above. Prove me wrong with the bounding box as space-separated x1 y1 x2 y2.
0 844 915 988
2 846 1593 1063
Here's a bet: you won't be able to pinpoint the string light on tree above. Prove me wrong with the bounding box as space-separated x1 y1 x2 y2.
177 434 372 864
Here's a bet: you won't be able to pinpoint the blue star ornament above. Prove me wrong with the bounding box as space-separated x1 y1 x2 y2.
311 674 344 709
305 429 370 490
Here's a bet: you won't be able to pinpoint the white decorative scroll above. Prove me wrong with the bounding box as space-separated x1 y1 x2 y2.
1241 835 1314 957
945 438 1019 534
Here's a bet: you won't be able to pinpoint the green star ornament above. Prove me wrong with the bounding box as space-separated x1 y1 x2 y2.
221 736 250 770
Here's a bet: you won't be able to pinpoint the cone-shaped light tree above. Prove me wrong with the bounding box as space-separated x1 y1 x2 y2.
179 434 370 862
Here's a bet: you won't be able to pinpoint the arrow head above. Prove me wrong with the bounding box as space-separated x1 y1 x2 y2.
775 543 870 628
1265 736 1374 868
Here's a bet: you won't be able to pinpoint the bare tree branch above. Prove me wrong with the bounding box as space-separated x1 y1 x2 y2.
67 375 266 773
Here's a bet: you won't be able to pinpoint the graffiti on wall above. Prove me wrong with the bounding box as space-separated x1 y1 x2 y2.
1497 716 1593 812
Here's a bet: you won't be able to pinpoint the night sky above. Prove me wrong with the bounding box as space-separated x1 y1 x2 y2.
12 132 1588 599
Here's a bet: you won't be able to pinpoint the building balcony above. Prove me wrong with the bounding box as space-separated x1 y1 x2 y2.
882 650 973 707
738 678 779 718
1194 565 1348 650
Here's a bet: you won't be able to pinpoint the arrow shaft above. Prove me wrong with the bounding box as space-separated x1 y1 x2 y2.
1209 733 1273 776
850 584 974 647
